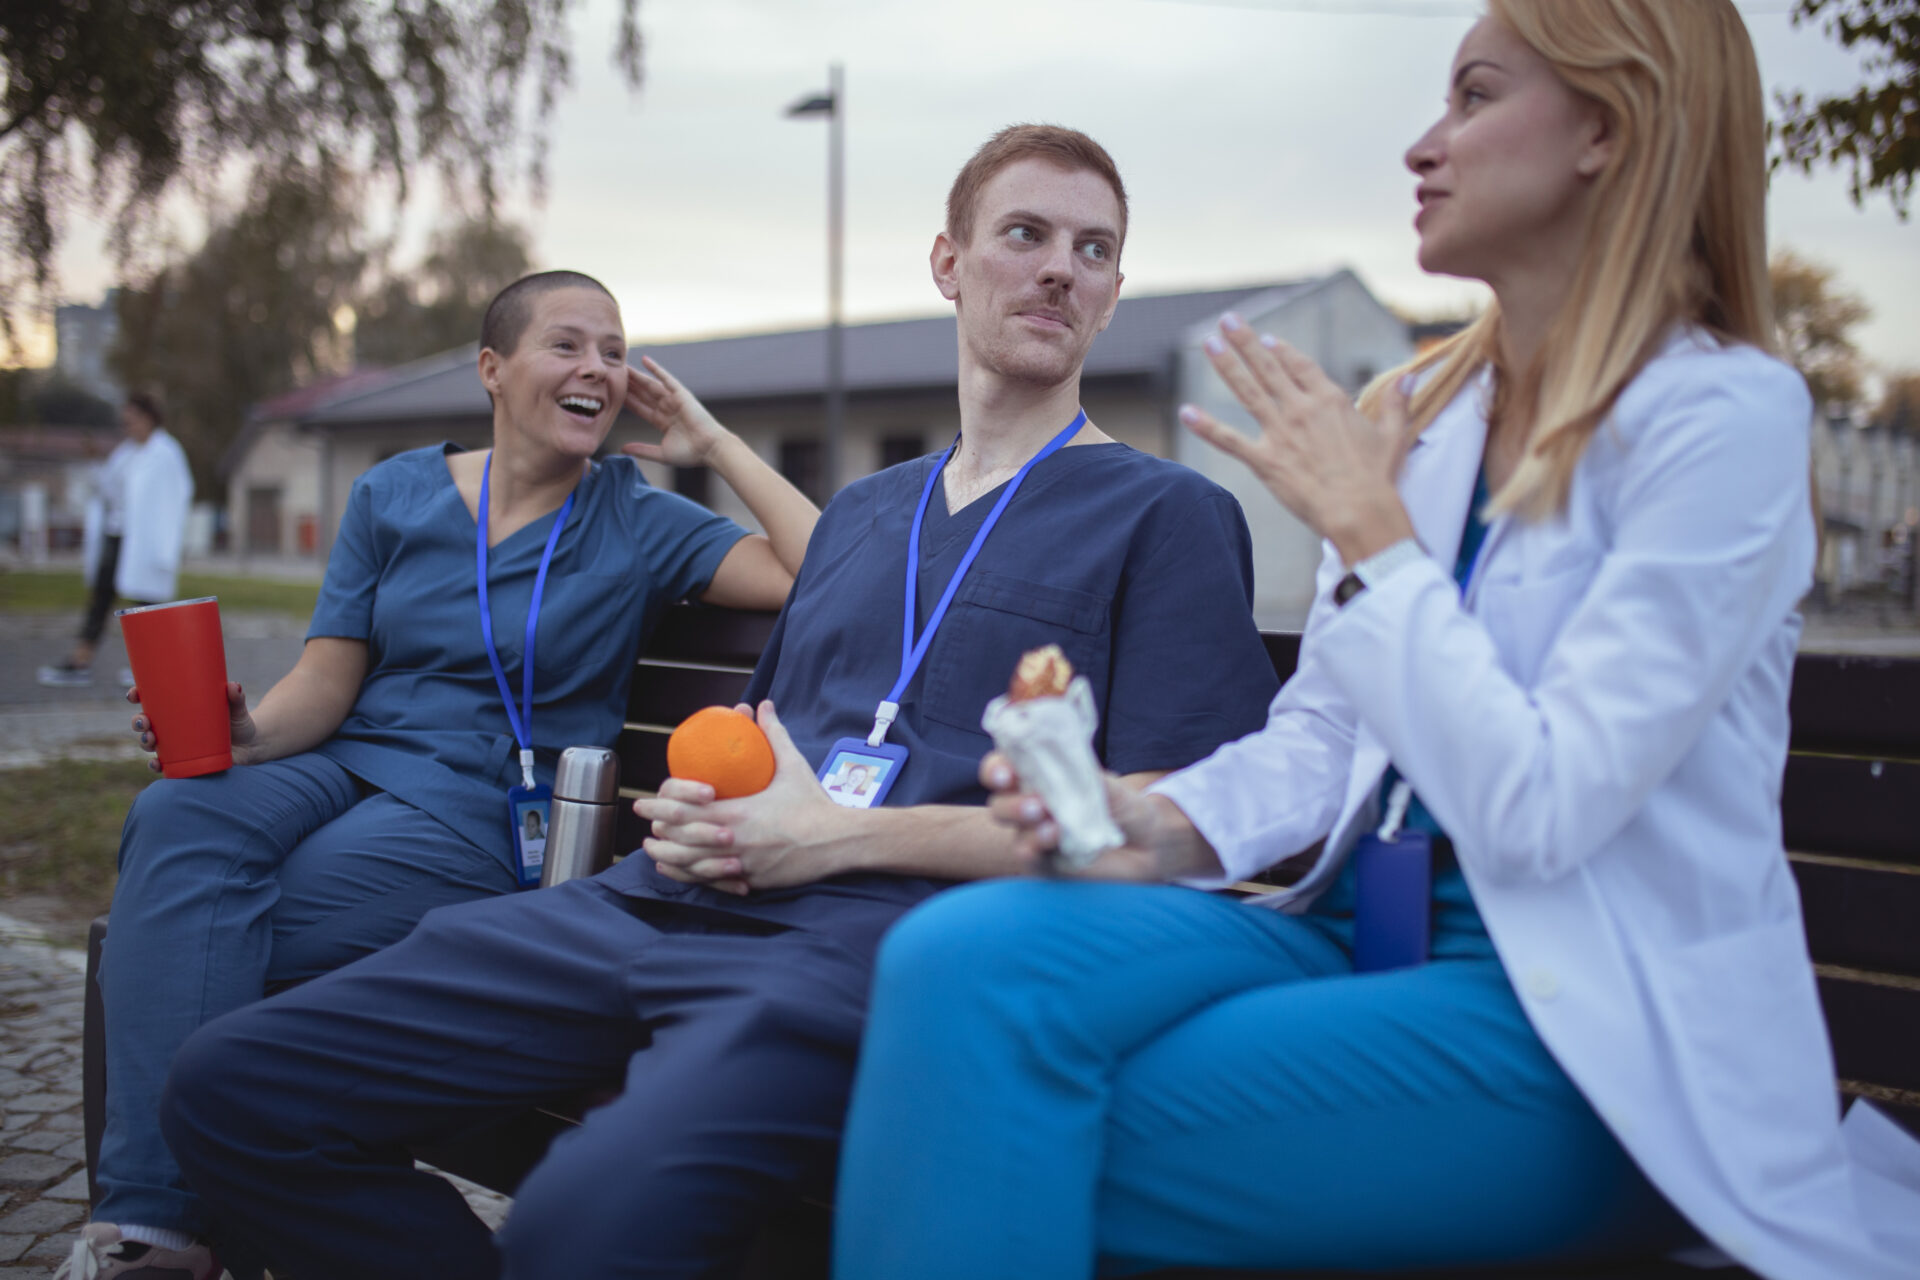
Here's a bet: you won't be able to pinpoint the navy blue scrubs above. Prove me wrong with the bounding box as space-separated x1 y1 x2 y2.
161 442 1281 1280
603 440 1282 953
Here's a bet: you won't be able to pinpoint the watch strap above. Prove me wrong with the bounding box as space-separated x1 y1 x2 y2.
1334 538 1426 607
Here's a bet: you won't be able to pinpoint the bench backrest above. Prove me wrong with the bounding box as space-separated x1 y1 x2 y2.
620 606 1920 1135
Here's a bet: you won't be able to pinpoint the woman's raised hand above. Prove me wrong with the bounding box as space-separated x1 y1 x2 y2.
1179 314 1420 565
621 357 732 469
127 680 258 773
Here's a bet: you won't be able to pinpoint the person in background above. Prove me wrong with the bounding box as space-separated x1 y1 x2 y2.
61 270 818 1280
834 4 1920 1278
38 390 191 688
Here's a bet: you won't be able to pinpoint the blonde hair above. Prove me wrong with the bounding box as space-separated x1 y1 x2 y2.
1362 0 1774 520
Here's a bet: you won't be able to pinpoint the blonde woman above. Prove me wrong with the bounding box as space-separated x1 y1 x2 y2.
833 3 1920 1277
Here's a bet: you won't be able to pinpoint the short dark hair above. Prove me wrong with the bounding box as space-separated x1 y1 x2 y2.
946 125 1129 256
124 390 164 427
480 271 616 356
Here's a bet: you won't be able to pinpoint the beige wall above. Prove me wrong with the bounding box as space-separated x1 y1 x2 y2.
226 422 324 557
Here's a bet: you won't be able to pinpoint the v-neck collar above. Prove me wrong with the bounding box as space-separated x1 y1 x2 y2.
446 443 581 559
915 441 1120 560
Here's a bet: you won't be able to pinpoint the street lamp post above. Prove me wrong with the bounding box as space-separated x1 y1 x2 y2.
786 63 845 500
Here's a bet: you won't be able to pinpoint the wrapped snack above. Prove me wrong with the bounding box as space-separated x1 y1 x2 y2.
982 645 1124 868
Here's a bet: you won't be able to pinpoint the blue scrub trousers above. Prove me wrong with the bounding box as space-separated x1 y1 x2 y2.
159 876 874 1280
835 881 1695 1279
98 752 517 1234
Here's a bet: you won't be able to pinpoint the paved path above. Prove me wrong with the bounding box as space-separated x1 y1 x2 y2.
0 914 509 1278
0 612 309 770
0 916 89 1276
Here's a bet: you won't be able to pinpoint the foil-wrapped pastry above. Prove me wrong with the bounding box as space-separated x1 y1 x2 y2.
981 645 1125 868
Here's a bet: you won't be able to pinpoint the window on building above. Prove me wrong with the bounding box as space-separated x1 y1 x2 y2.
674 465 712 507
880 433 927 470
780 439 824 505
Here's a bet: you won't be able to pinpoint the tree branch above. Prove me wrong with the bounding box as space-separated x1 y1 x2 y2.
0 84 57 145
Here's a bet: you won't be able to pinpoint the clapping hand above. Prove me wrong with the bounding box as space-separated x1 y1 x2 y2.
1178 314 1419 565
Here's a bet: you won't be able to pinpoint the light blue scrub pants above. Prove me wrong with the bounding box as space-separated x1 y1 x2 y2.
835 881 1695 1278
96 752 519 1235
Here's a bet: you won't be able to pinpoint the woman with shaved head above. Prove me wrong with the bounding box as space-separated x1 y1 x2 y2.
68 271 817 1279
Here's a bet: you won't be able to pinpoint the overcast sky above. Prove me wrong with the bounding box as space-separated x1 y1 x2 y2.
45 0 1920 377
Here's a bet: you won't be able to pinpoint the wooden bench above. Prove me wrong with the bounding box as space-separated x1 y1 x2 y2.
82 605 1920 1277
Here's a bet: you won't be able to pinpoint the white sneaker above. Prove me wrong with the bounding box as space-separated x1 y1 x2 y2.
36 662 93 687
118 666 137 688
53 1223 222 1280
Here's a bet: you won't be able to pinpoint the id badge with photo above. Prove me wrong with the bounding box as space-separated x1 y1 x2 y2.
507 783 553 888
1350 830 1432 973
817 739 909 809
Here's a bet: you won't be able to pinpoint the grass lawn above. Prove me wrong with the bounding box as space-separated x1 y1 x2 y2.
0 568 320 619
0 755 155 945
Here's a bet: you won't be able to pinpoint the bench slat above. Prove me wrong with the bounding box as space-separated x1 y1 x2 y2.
627 665 758 726
1820 974 1920 1095
1788 652 1920 759
618 729 672 795
1260 631 1301 678
1793 857 1920 977
1781 756 1920 867
642 607 778 666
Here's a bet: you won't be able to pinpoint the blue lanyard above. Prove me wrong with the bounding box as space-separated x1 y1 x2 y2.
867 409 1087 746
476 453 577 788
1379 465 1494 839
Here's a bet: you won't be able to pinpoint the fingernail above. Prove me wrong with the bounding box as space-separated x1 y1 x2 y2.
1021 798 1043 821
1259 333 1280 349
988 764 1010 788
1221 312 1244 331
1398 373 1417 395
1204 336 1225 356
1178 404 1201 425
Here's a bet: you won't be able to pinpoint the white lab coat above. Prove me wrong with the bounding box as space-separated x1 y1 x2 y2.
81 429 193 603
1156 329 1920 1279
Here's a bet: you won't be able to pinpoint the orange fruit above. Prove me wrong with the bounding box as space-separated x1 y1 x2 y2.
666 706 776 798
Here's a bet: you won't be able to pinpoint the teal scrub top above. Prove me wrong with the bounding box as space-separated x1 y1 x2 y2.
307 445 746 865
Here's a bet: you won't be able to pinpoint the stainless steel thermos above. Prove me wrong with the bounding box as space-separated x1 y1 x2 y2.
540 746 621 887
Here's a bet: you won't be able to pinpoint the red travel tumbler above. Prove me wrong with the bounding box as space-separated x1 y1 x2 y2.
117 597 233 778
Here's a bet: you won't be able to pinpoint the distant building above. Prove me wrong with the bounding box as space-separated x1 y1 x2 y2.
233 271 1415 622
220 370 395 561
53 292 123 405
1811 408 1919 603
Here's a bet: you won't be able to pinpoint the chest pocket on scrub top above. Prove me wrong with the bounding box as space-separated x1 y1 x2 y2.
921 571 1111 735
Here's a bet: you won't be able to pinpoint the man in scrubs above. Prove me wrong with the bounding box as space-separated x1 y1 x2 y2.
161 125 1282 1280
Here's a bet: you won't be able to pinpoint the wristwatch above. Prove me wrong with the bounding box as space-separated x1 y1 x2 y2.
1333 538 1427 607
